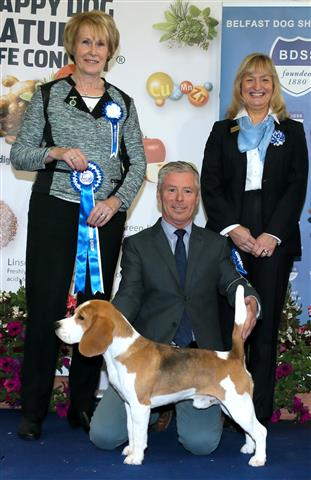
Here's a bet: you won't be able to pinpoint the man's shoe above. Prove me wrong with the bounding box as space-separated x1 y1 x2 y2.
67 406 91 432
151 408 174 432
17 417 41 441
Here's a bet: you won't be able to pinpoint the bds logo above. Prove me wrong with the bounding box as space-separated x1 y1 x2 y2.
270 37 311 97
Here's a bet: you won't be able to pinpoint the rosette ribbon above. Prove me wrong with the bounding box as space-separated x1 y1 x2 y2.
103 101 123 158
231 248 248 276
71 162 104 294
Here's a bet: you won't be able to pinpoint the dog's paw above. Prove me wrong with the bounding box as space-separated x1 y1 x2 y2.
123 454 143 465
248 455 266 467
240 443 255 454
122 445 132 456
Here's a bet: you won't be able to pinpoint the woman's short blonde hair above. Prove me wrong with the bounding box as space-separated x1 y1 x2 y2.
226 53 288 121
64 10 120 62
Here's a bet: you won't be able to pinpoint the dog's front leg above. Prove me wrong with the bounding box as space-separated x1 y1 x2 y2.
122 403 150 465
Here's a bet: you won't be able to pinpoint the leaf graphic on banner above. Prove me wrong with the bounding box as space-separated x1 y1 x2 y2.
153 0 218 51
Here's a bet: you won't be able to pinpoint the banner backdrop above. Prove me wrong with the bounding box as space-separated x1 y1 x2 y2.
0 0 222 293
220 5 311 319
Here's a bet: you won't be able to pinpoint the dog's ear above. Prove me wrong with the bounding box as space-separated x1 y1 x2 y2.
79 314 114 357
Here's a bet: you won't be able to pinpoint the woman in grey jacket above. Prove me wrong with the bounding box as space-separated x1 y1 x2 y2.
10 10 146 440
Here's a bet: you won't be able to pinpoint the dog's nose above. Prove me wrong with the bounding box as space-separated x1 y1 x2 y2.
54 320 61 330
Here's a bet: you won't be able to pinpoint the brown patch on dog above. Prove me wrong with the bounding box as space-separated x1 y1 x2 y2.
118 340 253 405
76 300 132 356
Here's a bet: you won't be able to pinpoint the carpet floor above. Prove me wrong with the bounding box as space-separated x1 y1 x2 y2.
0 410 310 480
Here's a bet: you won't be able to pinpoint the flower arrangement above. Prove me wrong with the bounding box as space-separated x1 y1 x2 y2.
272 286 311 423
0 285 75 417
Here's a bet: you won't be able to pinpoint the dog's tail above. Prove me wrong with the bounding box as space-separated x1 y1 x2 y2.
230 284 247 360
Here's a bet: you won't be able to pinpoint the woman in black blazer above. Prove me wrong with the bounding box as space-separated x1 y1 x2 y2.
201 53 308 422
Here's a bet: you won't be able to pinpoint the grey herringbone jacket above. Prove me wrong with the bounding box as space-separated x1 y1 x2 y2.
10 76 146 211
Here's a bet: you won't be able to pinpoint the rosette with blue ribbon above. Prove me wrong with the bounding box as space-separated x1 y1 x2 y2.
71 161 104 294
103 101 123 158
270 130 285 146
231 248 248 276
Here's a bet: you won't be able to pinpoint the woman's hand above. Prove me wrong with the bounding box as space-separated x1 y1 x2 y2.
251 233 278 258
87 196 122 227
45 147 88 171
228 225 256 253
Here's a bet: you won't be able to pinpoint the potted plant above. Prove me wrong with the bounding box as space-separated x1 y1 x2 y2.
272 286 311 423
0 284 73 417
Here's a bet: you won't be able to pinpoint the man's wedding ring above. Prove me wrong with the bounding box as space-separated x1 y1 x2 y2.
262 249 268 255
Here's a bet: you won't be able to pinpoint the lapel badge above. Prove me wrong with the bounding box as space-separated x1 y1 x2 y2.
230 125 240 133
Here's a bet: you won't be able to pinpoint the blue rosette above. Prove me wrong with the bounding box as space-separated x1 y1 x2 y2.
71 162 104 294
270 130 285 146
103 101 123 158
231 248 248 276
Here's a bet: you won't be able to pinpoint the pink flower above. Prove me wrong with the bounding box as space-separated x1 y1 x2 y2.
62 357 71 369
293 396 304 412
4 376 21 393
271 410 281 423
7 321 23 337
279 344 287 353
56 402 69 417
300 408 311 424
275 362 293 380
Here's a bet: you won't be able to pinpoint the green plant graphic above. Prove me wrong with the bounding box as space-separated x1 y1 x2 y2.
153 1 218 51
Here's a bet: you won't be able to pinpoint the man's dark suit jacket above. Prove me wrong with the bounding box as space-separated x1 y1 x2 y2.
201 118 308 256
113 219 259 351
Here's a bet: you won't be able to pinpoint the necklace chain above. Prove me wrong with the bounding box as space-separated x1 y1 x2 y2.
73 76 103 96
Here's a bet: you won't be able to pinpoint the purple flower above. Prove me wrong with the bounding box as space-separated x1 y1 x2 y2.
275 362 293 380
0 357 14 373
7 321 23 337
271 410 281 423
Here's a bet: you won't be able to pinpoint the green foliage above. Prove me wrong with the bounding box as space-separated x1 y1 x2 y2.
153 0 218 51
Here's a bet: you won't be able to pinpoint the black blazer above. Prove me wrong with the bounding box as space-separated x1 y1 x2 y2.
201 118 308 256
113 219 259 350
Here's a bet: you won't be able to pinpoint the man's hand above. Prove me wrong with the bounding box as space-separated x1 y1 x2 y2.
242 296 257 341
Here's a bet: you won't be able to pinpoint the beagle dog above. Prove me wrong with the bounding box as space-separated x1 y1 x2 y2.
55 285 266 467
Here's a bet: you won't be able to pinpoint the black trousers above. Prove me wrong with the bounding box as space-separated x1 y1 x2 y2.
21 192 126 421
220 191 294 421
